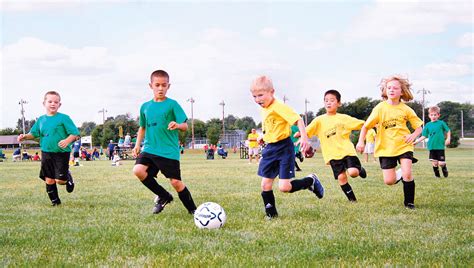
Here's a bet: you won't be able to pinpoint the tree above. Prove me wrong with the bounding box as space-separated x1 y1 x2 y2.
234 116 257 133
206 118 222 145
79 122 97 136
16 118 36 134
0 128 19 135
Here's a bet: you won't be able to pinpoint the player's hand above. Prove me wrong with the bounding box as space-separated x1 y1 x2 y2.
445 139 451 146
17 134 25 142
293 131 301 138
132 146 140 158
404 133 417 144
297 137 309 153
168 121 178 130
58 139 68 149
356 141 365 153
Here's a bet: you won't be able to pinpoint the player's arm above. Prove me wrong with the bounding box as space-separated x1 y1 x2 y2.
132 127 145 157
445 130 451 145
295 118 309 153
17 133 34 142
413 135 426 145
58 134 79 149
356 126 368 153
405 126 423 144
168 121 187 131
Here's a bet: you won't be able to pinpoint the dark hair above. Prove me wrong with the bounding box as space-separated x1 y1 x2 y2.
324 89 341 102
150 70 169 81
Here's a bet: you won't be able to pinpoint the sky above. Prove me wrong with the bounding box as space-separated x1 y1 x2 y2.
1 0 473 129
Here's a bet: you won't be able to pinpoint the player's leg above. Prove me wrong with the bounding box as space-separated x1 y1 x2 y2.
431 160 440 178
399 157 415 209
347 156 366 179
337 172 357 202
170 179 197 214
438 150 448 177
45 177 61 206
261 178 278 218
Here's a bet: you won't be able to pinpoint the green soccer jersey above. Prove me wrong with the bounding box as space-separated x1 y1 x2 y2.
422 120 450 150
30 113 80 153
139 98 187 161
290 125 300 153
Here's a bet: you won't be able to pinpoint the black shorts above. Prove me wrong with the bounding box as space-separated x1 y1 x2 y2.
379 151 418 169
39 152 70 181
429 150 445 161
135 152 181 180
329 156 362 180
73 152 80 158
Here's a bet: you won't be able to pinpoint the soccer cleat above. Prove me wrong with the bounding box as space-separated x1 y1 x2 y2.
395 168 403 184
51 199 61 206
441 167 448 178
265 213 278 220
359 167 367 178
153 194 173 214
405 203 415 210
295 167 302 172
308 174 324 199
66 171 75 193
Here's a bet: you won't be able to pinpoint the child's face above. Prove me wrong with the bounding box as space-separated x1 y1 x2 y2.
324 93 340 114
251 89 274 108
386 80 402 101
149 76 170 101
429 112 440 121
43 94 61 115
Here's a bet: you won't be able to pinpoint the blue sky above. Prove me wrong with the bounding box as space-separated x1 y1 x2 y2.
1 0 472 129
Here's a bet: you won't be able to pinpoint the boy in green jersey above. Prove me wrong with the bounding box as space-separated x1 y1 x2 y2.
18 91 79 206
132 70 197 215
414 106 451 178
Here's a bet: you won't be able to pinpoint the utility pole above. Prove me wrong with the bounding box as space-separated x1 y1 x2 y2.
98 108 108 136
219 100 225 140
417 88 430 148
283 95 289 103
304 98 310 125
461 110 464 139
18 99 28 134
187 98 195 149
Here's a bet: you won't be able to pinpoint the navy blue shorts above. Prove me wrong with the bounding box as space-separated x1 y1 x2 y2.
258 137 295 179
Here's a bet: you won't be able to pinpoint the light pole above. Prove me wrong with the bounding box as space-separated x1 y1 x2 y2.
417 88 430 148
98 108 108 136
304 98 310 125
283 95 289 103
187 97 195 149
18 99 28 135
219 100 225 140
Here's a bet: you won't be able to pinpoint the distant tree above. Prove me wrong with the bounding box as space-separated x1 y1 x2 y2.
224 115 238 130
16 118 36 134
234 116 257 133
0 128 20 135
79 121 97 136
206 118 223 145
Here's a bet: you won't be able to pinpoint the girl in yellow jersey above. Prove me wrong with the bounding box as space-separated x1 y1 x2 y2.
356 75 423 209
250 75 325 219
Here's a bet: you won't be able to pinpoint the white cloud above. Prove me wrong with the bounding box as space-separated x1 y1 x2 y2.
412 79 474 104
0 0 81 12
418 62 472 78
346 0 472 41
457 32 473 47
259 27 279 38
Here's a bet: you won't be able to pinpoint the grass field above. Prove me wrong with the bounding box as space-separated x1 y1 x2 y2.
1 148 473 266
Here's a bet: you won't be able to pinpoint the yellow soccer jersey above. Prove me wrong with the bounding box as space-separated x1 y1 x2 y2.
306 113 364 164
247 133 259 148
261 100 301 143
366 128 376 143
365 101 423 157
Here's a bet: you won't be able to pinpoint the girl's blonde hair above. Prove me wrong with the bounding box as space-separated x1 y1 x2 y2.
379 75 413 102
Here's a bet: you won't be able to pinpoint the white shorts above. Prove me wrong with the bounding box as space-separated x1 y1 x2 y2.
249 147 259 156
364 143 375 154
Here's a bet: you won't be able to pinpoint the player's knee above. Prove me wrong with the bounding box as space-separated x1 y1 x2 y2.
347 168 358 178
384 176 396 185
132 166 147 180
278 184 292 193
170 179 183 190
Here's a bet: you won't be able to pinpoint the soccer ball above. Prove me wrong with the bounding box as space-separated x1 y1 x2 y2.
194 202 227 229
304 145 315 158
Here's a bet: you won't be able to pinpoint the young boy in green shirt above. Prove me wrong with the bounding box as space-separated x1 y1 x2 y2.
18 91 79 206
132 70 197 215
414 106 451 178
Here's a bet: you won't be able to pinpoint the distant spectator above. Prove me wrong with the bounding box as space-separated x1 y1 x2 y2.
0 148 5 159
32 152 41 161
124 133 132 148
22 150 31 161
217 145 228 159
12 148 21 162
107 140 115 160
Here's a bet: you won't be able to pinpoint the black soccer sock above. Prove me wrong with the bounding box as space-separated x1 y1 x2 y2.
341 183 357 202
402 180 415 206
441 165 448 177
289 177 313 193
433 166 440 177
295 161 301 171
141 176 170 199
178 187 197 214
46 183 60 204
261 190 277 216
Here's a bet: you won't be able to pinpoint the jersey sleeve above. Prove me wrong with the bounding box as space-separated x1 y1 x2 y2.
306 118 320 138
276 102 301 125
422 124 429 137
442 121 450 132
364 105 380 129
407 107 423 129
139 104 147 128
345 115 365 130
173 101 188 124
63 115 80 136
29 119 40 138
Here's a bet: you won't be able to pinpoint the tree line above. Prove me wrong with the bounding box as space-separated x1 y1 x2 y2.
1 98 472 148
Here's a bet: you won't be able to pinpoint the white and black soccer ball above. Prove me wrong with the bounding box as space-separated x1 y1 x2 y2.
194 202 227 229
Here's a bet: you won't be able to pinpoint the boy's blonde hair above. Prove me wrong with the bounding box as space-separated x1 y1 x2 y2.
250 75 274 92
428 106 440 114
379 75 414 102
44 91 61 101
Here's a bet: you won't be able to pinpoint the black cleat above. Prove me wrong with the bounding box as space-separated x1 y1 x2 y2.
308 173 324 199
66 171 74 193
153 194 173 214
359 167 367 178
51 199 61 206
265 213 278 220
405 203 415 210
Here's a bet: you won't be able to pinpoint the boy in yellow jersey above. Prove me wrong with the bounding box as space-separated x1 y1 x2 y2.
357 75 423 209
250 75 324 219
247 128 260 163
306 90 367 202
363 127 377 163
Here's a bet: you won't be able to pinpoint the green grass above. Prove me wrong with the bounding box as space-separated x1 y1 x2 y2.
1 148 473 266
